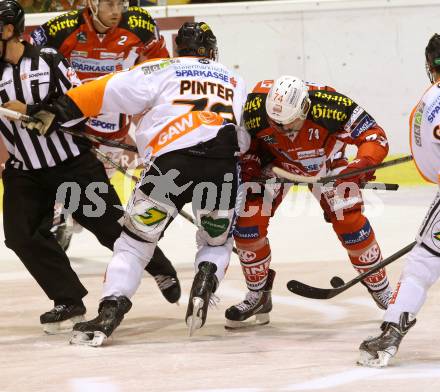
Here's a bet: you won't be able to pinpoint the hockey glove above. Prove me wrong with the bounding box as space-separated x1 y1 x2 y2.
334 156 376 187
26 95 84 137
240 153 262 183
25 109 58 136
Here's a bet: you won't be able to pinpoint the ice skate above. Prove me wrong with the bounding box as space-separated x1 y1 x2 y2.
70 296 132 347
365 283 394 310
225 269 275 329
185 262 218 336
40 303 86 334
358 312 416 367
153 274 181 304
148 248 181 304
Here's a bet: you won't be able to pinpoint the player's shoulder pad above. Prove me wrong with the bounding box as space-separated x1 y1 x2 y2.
252 80 274 94
306 81 336 92
119 6 157 42
31 10 81 48
140 58 180 75
243 91 270 136
308 89 356 133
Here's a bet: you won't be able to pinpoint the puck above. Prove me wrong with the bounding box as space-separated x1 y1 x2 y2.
330 276 345 288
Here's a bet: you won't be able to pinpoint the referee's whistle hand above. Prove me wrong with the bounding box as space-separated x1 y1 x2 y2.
3 100 26 116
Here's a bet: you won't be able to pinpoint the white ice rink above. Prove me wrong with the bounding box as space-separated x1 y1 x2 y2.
1 186 440 392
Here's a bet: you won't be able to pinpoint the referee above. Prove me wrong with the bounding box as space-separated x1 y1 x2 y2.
0 0 180 333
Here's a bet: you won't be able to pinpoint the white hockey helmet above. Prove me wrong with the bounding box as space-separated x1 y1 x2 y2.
265 76 311 126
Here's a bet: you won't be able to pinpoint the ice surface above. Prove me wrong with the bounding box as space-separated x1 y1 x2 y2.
1 186 440 392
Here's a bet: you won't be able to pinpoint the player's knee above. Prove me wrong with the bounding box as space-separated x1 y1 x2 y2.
235 237 267 252
124 189 173 243
233 223 265 249
330 210 364 234
197 210 234 247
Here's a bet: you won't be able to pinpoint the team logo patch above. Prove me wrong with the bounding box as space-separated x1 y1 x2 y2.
358 244 381 265
201 216 230 238
233 225 259 239
340 220 372 245
77 32 87 43
237 249 257 262
429 220 440 250
31 27 47 45
134 207 167 226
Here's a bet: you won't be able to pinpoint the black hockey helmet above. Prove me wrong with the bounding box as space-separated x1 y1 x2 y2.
425 34 440 83
0 0 25 36
175 22 218 61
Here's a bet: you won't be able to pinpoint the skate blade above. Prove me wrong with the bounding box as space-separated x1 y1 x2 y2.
357 347 396 368
42 315 86 335
225 313 270 330
70 331 107 347
187 297 204 337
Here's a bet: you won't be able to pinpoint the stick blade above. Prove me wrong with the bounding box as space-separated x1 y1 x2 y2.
286 280 341 299
272 166 319 184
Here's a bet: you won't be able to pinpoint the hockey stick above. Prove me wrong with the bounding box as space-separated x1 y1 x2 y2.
94 148 240 255
0 106 138 152
61 128 138 153
286 241 416 299
254 177 399 191
272 155 413 185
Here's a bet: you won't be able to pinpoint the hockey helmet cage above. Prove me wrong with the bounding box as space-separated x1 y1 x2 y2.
175 22 218 61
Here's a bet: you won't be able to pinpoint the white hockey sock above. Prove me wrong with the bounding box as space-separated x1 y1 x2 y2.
102 232 156 299
195 237 233 284
384 243 440 323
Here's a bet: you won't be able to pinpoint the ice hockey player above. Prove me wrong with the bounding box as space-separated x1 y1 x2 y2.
225 75 392 328
0 0 178 335
357 33 440 368
30 0 169 251
28 0 180 305
24 22 247 345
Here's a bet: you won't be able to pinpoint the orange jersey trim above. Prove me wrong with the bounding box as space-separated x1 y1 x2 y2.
67 73 113 117
148 111 224 156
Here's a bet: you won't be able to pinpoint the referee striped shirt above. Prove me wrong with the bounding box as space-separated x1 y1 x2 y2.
0 42 90 170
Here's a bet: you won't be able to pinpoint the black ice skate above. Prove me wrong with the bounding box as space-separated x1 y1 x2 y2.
185 261 218 336
40 303 86 334
70 296 132 347
358 312 416 367
224 269 275 329
147 248 181 304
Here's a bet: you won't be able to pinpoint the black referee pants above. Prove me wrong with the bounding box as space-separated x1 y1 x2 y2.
3 151 127 305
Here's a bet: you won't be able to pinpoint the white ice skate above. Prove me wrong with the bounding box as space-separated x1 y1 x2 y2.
357 312 416 368
70 330 108 347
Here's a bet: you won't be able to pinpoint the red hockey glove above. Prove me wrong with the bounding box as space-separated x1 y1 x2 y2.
240 154 262 183
334 156 377 187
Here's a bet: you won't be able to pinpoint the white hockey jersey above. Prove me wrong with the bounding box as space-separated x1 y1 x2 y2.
66 56 247 161
410 82 440 184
